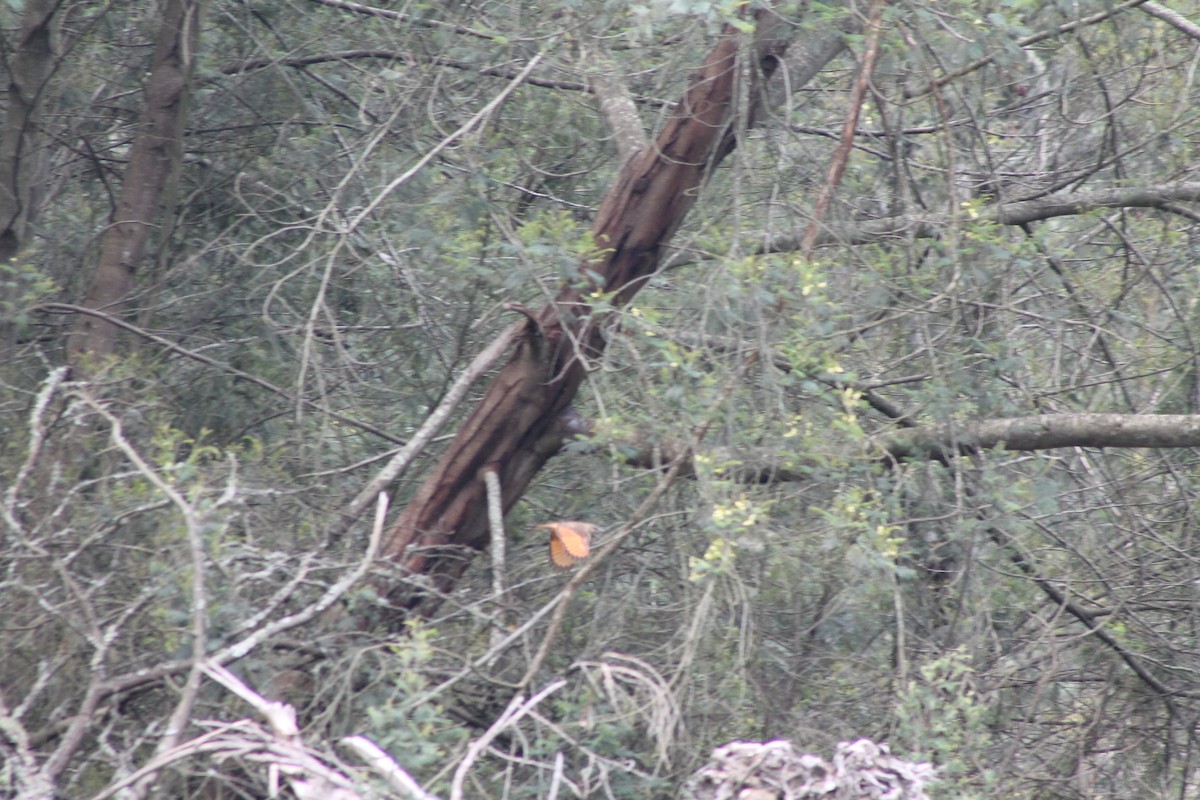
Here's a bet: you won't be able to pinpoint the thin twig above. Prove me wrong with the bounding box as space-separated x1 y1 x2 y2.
342 735 442 800
325 324 521 544
484 468 508 648
348 52 546 232
73 397 209 798
2 365 69 534
308 0 502 42
449 680 567 800
799 0 886 257
518 460 685 688
905 0 1151 98
39 303 405 445
216 493 385 663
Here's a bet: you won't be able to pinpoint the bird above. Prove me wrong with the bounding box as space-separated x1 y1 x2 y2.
534 521 596 569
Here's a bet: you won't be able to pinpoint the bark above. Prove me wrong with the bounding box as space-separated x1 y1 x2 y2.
66 0 199 365
767 23 849 110
378 10 794 612
0 0 62 266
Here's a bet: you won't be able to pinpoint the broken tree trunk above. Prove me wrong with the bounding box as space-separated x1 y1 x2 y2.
377 11 793 614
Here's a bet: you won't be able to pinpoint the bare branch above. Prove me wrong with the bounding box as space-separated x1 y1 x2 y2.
449 680 567 800
905 0 1151 99
2 365 69 534
347 53 546 232
611 414 1200 485
483 467 507 645
584 42 648 164
0 687 54 800
42 303 407 445
215 493 384 664
881 414 1200 460
798 0 885 257
341 736 441 800
325 324 522 544
308 0 502 42
761 182 1200 251
1140 1 1200 41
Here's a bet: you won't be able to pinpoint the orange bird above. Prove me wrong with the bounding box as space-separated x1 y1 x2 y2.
535 521 597 569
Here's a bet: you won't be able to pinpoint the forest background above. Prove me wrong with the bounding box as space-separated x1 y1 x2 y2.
5 0 1200 797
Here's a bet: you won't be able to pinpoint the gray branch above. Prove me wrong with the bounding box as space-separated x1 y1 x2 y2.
605 414 1200 484
880 413 1200 461
761 182 1200 251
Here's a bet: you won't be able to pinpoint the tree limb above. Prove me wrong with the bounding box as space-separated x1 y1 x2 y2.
798 0 884 257
308 0 501 42
1140 1 1200 41
222 47 678 109
607 414 1200 485
0 0 62 265
905 0 1151 99
881 413 1200 460
760 182 1200 251
374 9 794 615
584 41 648 164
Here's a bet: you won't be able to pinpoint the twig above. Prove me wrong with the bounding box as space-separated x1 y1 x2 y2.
325 324 521 544
72 397 209 798
38 303 405 445
449 680 567 800
484 467 508 648
348 52 546 232
547 751 565 800
798 0 886 257
216 493 385 663
2 365 69 534
341 736 442 800
905 0 1151 98
518 460 685 688
308 0 501 42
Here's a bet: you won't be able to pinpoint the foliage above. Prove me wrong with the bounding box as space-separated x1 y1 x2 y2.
4 0 1200 797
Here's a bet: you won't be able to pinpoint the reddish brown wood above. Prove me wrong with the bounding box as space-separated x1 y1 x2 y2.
378 18 788 612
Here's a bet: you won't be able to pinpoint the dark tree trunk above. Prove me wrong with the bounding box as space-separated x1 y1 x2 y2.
0 0 61 266
379 13 792 612
67 0 198 364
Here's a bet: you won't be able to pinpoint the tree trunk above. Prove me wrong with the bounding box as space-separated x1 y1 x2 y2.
67 0 199 365
378 11 792 612
0 0 62 266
